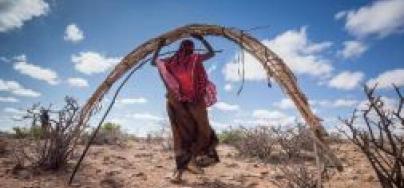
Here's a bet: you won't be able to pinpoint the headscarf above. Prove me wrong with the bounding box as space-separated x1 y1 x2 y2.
161 39 217 106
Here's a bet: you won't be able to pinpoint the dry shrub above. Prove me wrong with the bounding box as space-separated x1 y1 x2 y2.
220 126 276 161
219 127 244 144
237 126 276 161
12 96 82 170
146 121 173 151
82 122 125 145
340 85 404 188
220 124 333 187
272 123 314 159
272 163 319 188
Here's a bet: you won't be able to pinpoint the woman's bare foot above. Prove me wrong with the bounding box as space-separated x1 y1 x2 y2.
195 155 220 167
187 160 204 174
169 170 183 184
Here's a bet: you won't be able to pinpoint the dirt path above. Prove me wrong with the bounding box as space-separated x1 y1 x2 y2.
0 140 381 188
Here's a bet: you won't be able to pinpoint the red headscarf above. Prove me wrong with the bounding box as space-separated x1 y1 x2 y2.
162 39 215 105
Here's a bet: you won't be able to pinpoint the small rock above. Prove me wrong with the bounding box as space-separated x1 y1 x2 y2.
224 162 239 168
272 174 285 180
260 170 269 177
105 170 120 176
246 181 258 188
100 177 123 188
132 172 147 180
70 182 82 187
365 174 375 182
15 170 31 180
133 172 145 177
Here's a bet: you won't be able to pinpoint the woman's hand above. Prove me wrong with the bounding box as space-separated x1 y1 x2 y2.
191 34 215 60
151 38 166 66
190 33 204 40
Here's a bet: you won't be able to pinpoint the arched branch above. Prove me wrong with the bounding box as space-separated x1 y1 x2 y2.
77 24 343 170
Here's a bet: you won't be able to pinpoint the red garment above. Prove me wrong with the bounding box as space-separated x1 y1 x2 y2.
159 53 217 106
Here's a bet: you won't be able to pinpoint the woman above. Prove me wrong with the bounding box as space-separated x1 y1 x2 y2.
152 35 220 183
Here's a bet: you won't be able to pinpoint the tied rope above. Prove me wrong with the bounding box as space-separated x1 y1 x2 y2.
235 24 273 95
236 30 246 96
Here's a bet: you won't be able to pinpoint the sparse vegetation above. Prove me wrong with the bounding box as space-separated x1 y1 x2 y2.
219 124 315 161
219 124 336 187
272 123 314 159
340 85 404 188
82 122 125 145
146 121 173 151
12 126 46 139
219 126 276 161
11 96 82 170
219 127 244 144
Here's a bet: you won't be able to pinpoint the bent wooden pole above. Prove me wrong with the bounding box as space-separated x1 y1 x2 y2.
77 24 343 170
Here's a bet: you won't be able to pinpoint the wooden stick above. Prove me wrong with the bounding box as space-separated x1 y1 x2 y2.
314 142 323 188
75 24 343 172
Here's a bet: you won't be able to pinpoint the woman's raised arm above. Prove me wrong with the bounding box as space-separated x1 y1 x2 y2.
191 34 215 61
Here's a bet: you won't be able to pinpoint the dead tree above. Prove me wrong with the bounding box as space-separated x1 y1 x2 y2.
340 85 404 188
13 96 82 170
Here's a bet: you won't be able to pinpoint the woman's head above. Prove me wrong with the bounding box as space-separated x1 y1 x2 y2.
178 39 194 56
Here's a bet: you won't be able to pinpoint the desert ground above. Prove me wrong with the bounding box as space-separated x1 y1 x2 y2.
0 138 381 188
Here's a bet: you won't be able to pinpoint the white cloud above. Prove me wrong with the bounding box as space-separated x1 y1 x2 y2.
0 79 41 97
67 77 88 88
3 107 24 114
213 101 240 111
0 57 10 63
13 59 59 85
328 71 364 90
0 0 49 32
71 51 121 75
224 83 233 92
273 98 295 110
13 54 27 61
253 109 285 119
367 69 404 89
128 113 163 121
339 40 368 59
117 97 147 105
312 99 359 108
0 96 19 103
335 0 404 38
266 27 333 77
64 23 84 43
252 109 295 126
333 99 358 108
223 27 333 82
222 51 268 82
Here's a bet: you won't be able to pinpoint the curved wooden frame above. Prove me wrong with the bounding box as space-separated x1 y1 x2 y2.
78 24 342 170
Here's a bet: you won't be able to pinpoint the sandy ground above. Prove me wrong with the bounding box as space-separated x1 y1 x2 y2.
0 139 381 188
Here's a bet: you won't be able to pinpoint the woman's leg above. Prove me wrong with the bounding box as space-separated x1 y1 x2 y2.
186 99 220 165
166 96 199 182
167 101 192 169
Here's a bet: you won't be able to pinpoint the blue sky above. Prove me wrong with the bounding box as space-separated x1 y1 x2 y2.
0 0 403 136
